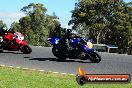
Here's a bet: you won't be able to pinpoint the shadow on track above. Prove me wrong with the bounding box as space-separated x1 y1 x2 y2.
0 51 23 54
29 57 91 63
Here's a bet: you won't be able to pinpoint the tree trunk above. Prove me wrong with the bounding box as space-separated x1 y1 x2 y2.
96 31 101 44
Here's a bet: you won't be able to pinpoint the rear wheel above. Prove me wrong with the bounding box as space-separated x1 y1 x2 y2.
21 45 32 54
88 52 101 63
0 43 3 52
52 47 66 61
57 54 66 62
52 47 59 57
0 49 3 53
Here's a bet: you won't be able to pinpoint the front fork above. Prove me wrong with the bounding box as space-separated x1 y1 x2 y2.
83 49 96 60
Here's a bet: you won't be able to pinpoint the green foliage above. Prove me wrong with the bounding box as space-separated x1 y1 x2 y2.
0 20 7 29
10 22 21 32
69 0 117 43
69 0 132 53
105 1 132 53
18 3 62 46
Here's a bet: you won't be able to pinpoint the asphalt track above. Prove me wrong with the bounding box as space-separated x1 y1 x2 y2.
0 46 132 77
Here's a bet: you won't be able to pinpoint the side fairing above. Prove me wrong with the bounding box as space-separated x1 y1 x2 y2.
82 45 94 53
70 38 79 46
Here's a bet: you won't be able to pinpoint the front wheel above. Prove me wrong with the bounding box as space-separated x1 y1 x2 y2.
88 52 101 63
20 45 32 54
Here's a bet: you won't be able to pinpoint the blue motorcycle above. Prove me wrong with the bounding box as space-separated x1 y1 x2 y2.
48 35 101 63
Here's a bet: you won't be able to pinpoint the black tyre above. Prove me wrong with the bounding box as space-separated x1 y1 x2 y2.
0 44 3 52
0 49 3 53
52 47 59 57
21 45 32 54
89 52 101 63
52 47 66 61
57 56 66 62
59 48 67 61
1 41 7 50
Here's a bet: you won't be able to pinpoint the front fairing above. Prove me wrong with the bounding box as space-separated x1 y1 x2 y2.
14 32 24 40
48 37 60 45
15 38 27 46
82 45 94 53
81 38 94 53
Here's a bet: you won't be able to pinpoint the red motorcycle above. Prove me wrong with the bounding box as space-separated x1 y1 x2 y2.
0 32 32 54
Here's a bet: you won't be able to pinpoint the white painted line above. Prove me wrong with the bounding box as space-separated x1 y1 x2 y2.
0 65 5 67
61 73 67 75
39 70 44 72
0 64 76 76
69 74 75 76
16 67 20 69
53 72 59 74
9 66 13 68
22 68 29 70
32 69 36 71
48 71 52 72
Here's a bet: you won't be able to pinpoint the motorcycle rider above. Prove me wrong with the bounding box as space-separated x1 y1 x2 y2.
0 26 8 36
0 26 16 45
59 28 82 50
0 26 15 35
59 29 73 49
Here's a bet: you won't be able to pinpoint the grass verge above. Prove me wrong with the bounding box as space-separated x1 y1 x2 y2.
0 66 131 88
